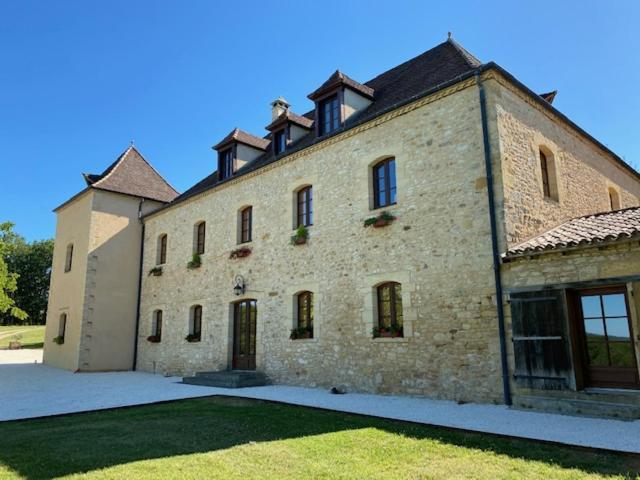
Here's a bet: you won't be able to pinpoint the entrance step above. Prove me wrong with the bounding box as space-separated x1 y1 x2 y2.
182 370 269 388
513 393 640 420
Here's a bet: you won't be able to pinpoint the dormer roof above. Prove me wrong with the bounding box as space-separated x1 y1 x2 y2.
265 110 314 131
307 70 374 101
213 128 270 151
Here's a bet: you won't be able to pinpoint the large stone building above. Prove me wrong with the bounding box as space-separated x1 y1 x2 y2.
45 38 640 417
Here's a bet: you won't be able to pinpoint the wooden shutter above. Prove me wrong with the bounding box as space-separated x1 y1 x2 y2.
510 289 573 390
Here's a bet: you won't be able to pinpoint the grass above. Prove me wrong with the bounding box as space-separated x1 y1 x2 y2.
0 397 638 479
0 325 45 349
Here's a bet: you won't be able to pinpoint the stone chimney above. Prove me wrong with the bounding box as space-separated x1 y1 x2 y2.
270 96 290 120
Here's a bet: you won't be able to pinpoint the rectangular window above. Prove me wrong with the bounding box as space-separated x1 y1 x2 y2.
274 129 287 155
64 244 73 273
241 207 252 243
58 313 67 341
159 235 167 265
154 310 162 340
540 151 551 198
192 306 202 341
373 158 397 209
318 95 340 135
219 148 234 180
196 223 205 254
296 186 313 227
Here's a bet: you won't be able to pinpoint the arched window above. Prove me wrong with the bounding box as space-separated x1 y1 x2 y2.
240 207 252 244
157 234 167 265
376 282 403 337
64 244 74 272
609 187 621 211
194 222 206 255
293 291 314 339
296 186 313 227
58 313 67 343
152 310 163 341
373 157 397 209
188 305 202 342
539 148 558 200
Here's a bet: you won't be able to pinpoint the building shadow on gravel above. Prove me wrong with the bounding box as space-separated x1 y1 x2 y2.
0 396 638 479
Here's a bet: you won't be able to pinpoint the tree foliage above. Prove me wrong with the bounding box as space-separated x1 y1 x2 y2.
0 223 53 325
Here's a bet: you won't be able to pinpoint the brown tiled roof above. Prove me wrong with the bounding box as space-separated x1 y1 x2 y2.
82 146 178 203
308 70 375 101
213 128 270 151
265 110 314 131
505 207 640 257
540 90 557 104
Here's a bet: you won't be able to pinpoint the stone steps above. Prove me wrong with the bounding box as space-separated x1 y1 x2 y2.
513 392 640 420
182 370 269 388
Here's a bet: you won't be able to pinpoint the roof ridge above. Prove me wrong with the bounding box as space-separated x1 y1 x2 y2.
92 146 133 188
126 146 179 195
446 38 482 68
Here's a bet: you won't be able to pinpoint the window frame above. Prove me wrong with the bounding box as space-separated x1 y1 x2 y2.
274 128 287 155
240 206 252 244
296 291 314 335
158 234 167 265
195 222 206 255
608 187 621 211
64 244 73 273
376 282 403 330
296 186 313 227
219 147 235 180
318 94 341 136
153 310 163 340
540 150 551 198
372 157 397 209
58 313 67 341
190 305 202 341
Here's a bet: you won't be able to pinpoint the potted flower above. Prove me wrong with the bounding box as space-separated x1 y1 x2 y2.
230 247 252 259
364 211 396 228
290 326 314 340
372 325 403 338
52 336 65 345
290 225 309 246
147 334 161 343
187 253 202 269
185 334 200 343
148 266 163 277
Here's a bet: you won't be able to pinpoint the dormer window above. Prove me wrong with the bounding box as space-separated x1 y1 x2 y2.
274 129 287 155
219 148 234 180
319 95 340 136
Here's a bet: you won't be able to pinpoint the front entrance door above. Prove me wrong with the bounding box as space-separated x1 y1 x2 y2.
576 288 640 389
232 299 256 370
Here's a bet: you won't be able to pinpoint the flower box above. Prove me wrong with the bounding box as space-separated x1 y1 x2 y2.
149 266 163 277
291 225 309 246
52 336 65 345
372 326 403 338
147 335 161 343
185 334 201 343
290 326 314 340
364 211 396 229
187 254 202 269
230 247 252 259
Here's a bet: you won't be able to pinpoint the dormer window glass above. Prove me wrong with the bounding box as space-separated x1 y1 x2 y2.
319 95 340 135
220 148 234 180
274 129 287 155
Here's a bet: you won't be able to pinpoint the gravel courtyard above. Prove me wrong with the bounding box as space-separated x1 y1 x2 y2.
1 355 639 454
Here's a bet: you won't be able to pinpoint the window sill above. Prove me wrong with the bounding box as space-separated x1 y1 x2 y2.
290 337 318 343
371 337 408 343
370 202 397 212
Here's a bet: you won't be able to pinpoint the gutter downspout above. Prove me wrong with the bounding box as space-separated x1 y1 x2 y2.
475 72 512 406
132 198 145 371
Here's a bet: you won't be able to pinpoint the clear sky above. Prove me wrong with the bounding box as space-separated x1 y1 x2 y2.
1 0 639 241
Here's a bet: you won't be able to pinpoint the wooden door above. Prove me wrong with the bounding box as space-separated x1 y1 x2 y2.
576 287 639 389
232 299 257 370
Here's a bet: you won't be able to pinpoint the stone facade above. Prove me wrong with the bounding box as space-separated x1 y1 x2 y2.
136 70 640 404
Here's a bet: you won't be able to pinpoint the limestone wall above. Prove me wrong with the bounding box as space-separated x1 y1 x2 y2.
138 81 505 403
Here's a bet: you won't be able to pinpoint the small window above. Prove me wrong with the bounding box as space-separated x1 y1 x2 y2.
219 148 234 180
294 291 314 339
157 234 167 265
189 305 202 342
240 207 252 244
153 310 163 341
376 282 403 336
64 244 73 273
274 129 287 155
58 313 67 342
372 157 397 209
539 148 558 200
296 186 313 227
609 188 621 211
319 95 340 135
195 222 205 255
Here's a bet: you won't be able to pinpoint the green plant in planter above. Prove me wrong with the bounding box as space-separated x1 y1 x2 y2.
52 336 65 345
185 334 200 342
290 326 314 340
148 266 163 276
372 324 403 338
187 253 202 269
290 225 309 245
364 211 396 228
229 247 252 259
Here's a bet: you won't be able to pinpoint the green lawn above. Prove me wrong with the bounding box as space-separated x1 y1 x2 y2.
0 325 45 349
0 397 638 479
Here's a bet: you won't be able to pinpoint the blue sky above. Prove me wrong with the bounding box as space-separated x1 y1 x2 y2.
1 1 639 241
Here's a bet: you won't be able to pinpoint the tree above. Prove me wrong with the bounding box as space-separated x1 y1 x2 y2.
0 222 28 323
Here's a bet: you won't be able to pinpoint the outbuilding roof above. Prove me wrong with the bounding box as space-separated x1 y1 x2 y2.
505 207 640 257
